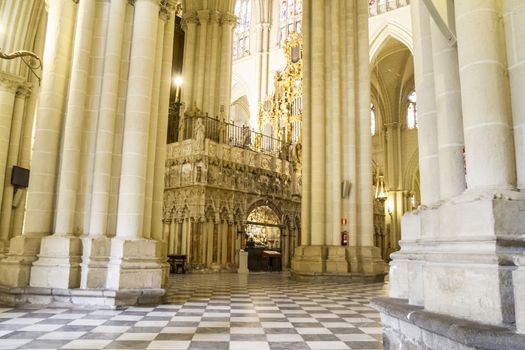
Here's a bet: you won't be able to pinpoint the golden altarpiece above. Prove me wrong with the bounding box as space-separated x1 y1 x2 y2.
162 34 304 271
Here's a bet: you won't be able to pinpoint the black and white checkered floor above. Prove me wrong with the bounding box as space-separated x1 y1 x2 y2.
0 272 387 349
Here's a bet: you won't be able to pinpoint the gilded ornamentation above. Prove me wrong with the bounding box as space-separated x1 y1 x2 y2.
257 32 303 162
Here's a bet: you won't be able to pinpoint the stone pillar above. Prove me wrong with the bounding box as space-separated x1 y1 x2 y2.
106 0 163 291
143 10 166 239
152 4 176 242
254 0 271 105
30 0 96 289
181 12 198 109
411 0 440 204
0 80 17 218
194 10 209 109
218 13 235 119
503 0 525 190
430 21 466 199
0 86 28 252
456 0 516 190
0 0 76 288
291 0 386 277
204 11 220 115
81 0 127 289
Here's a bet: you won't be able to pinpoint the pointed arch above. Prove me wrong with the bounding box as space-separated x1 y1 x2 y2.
369 21 413 64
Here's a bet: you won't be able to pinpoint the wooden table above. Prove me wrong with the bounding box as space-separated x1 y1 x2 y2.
167 254 187 274
262 250 282 271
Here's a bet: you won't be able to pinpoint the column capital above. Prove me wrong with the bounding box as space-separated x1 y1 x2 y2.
182 10 199 26
220 12 237 27
159 6 169 21
0 71 25 92
16 83 33 97
197 9 210 23
209 10 221 24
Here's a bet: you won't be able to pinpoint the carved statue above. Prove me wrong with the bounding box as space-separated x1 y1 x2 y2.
194 117 205 149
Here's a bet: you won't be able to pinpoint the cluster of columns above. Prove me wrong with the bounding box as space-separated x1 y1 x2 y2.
0 0 45 258
0 0 178 294
387 0 525 335
180 0 236 119
291 0 386 276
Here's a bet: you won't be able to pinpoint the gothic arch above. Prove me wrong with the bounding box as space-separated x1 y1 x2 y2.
231 95 250 125
246 199 283 224
369 21 413 64
403 149 420 191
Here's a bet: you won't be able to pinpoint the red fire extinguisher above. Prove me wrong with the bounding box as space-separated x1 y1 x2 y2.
341 231 348 246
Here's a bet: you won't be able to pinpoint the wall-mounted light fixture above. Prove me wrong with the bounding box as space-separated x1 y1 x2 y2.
375 174 388 202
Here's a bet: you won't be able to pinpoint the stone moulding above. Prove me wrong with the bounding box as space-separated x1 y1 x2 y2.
371 297 525 350
0 284 165 308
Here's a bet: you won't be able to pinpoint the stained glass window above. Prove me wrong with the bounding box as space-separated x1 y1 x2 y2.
280 0 302 45
407 91 417 129
233 0 251 59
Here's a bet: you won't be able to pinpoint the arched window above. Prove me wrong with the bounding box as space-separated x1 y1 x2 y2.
279 0 303 45
371 103 376 136
233 0 251 59
407 91 417 129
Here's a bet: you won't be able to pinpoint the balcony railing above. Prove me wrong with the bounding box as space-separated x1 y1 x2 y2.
174 115 292 160
368 0 410 17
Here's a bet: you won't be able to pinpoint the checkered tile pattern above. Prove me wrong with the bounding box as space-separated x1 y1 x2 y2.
0 272 387 349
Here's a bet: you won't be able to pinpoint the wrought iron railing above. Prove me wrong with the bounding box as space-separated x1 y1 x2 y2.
175 115 291 160
368 0 410 17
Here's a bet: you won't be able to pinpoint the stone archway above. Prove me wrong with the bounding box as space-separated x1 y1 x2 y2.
244 204 283 271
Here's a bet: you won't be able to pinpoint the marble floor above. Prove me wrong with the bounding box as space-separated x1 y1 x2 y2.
0 272 387 350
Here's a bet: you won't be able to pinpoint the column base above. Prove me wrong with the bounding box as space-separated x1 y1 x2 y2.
390 190 525 327
0 240 6 259
0 284 164 308
291 245 387 280
159 241 170 287
0 234 46 287
291 246 327 274
80 235 111 289
372 297 525 350
513 254 525 334
106 238 163 290
347 246 388 275
29 234 82 289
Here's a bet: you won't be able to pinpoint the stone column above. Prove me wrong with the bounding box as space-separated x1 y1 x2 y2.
0 80 17 217
81 0 127 289
194 10 209 109
218 13 235 119
430 22 466 199
503 0 525 190
0 0 76 288
106 0 163 291
181 12 198 108
204 11 220 115
254 0 271 105
455 0 516 190
411 0 440 204
143 11 166 239
30 0 96 289
152 4 176 242
0 86 28 252
291 0 386 276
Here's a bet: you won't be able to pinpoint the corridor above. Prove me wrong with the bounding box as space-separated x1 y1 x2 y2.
0 273 386 350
